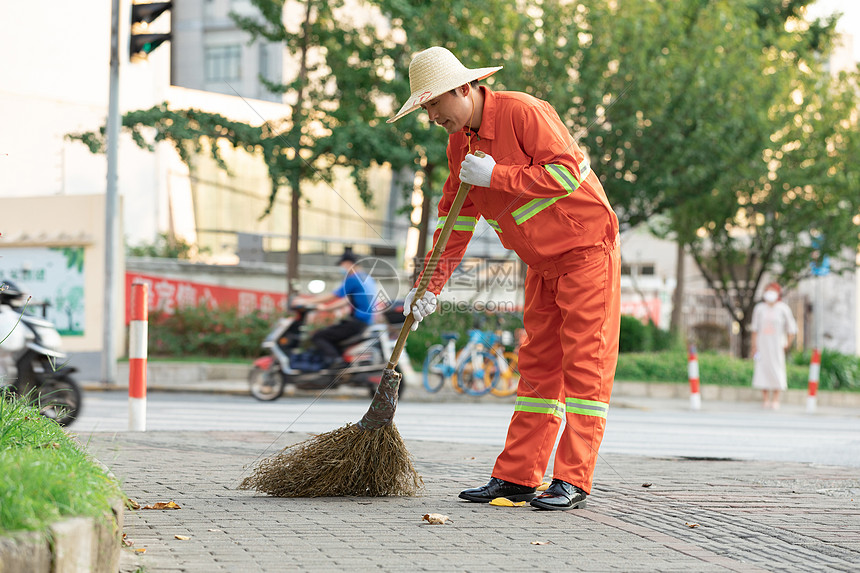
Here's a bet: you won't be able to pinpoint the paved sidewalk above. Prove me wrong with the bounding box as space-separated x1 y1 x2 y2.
84 429 860 573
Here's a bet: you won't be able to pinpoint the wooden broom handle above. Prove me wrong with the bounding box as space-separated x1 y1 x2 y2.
385 151 484 369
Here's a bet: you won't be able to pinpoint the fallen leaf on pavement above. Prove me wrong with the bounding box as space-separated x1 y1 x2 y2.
134 548 146 554
174 535 190 540
685 522 700 528
125 499 140 510
489 497 527 507
423 513 451 525
530 541 553 545
142 501 181 510
642 483 653 488
536 482 550 492
121 534 134 547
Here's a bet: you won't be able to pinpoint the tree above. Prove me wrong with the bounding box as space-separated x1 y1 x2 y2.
70 0 413 301
519 0 857 353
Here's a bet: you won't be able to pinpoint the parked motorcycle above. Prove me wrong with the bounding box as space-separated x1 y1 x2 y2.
0 282 82 426
249 300 411 401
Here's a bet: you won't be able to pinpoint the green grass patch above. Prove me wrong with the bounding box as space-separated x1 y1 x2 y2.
0 390 124 533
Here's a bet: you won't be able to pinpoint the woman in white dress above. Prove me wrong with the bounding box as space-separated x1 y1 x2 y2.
750 282 797 409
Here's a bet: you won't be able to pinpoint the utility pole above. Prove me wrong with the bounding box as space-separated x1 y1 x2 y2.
102 0 121 385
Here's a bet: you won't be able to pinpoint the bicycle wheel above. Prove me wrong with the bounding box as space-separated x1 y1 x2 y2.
456 350 501 396
423 345 447 393
490 351 520 397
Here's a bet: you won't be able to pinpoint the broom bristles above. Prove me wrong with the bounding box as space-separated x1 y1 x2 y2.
239 423 423 497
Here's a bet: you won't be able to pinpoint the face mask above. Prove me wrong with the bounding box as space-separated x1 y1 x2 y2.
763 290 778 303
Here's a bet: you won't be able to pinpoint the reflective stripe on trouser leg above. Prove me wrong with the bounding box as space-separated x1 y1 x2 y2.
492 242 620 493
552 243 620 493
492 267 565 488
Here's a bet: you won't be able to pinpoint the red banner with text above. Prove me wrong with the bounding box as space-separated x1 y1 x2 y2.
125 272 288 324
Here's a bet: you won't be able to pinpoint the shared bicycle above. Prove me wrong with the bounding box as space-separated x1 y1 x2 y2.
422 329 520 397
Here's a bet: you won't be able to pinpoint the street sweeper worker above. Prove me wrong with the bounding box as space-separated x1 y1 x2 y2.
390 46 621 510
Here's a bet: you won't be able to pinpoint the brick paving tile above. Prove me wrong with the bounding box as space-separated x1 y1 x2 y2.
83 430 860 573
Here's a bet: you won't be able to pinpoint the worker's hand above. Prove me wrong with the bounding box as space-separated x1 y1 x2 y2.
459 153 496 188
403 288 437 331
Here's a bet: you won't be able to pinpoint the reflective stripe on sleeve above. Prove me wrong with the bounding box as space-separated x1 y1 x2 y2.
565 397 609 418
512 159 591 225
514 396 565 419
436 215 477 232
486 219 502 233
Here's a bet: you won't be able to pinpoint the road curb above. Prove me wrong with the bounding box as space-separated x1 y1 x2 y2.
0 498 123 573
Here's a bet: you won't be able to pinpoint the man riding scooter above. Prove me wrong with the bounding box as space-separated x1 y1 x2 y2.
305 250 379 370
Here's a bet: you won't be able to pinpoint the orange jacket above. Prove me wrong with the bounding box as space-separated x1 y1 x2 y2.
421 87 619 294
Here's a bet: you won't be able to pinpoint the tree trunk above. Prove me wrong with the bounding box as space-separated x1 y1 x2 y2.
286 0 313 304
670 240 685 337
415 163 435 263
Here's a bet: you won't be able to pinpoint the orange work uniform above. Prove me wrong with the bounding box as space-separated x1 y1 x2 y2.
420 87 621 493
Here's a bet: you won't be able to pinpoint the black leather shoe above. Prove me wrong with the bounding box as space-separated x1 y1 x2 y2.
529 479 587 510
459 477 537 503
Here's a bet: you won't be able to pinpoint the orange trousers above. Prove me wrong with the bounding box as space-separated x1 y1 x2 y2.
492 238 620 494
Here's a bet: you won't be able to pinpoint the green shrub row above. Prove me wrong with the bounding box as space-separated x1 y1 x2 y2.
615 350 859 391
146 305 273 359
0 391 124 532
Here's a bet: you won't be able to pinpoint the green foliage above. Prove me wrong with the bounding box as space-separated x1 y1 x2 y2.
619 315 678 353
147 304 273 359
0 391 124 533
615 350 813 389
791 349 860 391
127 232 203 260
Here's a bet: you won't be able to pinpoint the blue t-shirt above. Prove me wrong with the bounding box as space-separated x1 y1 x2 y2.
333 271 378 325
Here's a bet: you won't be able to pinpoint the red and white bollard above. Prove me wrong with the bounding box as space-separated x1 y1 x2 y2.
806 348 821 414
688 344 701 410
128 282 148 431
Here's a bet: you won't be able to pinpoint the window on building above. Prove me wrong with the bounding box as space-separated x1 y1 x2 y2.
640 264 656 276
205 45 242 82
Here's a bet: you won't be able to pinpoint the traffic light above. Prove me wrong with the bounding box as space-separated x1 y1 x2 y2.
130 1 172 62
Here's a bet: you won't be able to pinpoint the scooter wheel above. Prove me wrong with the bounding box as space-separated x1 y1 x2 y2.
249 366 285 401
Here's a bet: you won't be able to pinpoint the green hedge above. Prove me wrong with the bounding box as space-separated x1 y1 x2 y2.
615 350 859 391
147 305 273 359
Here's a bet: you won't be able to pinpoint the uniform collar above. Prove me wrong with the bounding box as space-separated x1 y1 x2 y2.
459 86 496 141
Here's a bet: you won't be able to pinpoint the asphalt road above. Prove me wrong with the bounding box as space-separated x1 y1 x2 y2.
71 390 860 468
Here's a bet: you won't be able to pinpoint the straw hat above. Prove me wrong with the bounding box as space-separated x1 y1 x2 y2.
387 47 502 123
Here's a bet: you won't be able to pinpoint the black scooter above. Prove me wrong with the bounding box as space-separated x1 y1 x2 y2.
0 283 82 426
249 301 412 401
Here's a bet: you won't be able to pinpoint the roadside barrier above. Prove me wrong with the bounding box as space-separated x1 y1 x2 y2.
806 348 821 414
688 344 701 410
129 282 148 431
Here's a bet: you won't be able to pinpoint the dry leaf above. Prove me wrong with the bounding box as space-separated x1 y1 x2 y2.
423 513 451 525
685 522 700 528
642 483 653 488
142 501 181 510
121 534 134 547
207 529 222 532
489 497 527 507
126 499 140 510
174 535 190 540
134 548 147 554
530 541 553 545
536 482 550 492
